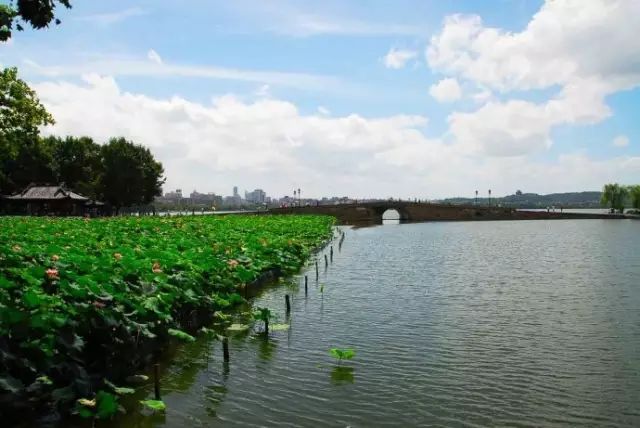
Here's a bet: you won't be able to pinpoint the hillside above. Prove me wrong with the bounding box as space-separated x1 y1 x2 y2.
441 191 603 208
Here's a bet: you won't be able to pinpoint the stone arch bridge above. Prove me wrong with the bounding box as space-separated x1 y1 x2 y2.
267 201 600 225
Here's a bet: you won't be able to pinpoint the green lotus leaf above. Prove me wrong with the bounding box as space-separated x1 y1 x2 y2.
140 399 166 412
168 328 196 342
227 323 250 332
270 323 290 331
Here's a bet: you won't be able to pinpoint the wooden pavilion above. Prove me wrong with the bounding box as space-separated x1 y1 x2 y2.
2 184 105 216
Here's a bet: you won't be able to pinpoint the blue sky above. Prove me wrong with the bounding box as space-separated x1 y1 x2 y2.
1 0 638 198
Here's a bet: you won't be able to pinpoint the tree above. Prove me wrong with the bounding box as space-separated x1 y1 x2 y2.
0 67 55 193
43 136 102 198
628 185 640 211
0 0 72 42
98 138 165 212
600 183 628 213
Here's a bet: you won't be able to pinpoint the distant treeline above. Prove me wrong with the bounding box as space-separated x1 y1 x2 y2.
441 191 603 208
0 67 165 212
443 187 640 213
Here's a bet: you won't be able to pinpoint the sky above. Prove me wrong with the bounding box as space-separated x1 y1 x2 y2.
1 0 639 199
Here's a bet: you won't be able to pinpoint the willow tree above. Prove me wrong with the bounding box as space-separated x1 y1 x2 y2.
601 183 628 213
628 185 640 210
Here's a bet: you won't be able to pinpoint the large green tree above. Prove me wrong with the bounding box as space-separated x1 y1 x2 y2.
43 135 102 198
98 138 165 212
601 183 628 213
0 0 72 41
0 67 54 193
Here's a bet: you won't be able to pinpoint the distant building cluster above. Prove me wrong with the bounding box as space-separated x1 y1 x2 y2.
155 185 363 210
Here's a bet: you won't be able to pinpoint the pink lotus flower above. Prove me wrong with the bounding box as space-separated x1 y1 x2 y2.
92 301 106 309
45 268 59 280
152 261 162 273
227 259 239 269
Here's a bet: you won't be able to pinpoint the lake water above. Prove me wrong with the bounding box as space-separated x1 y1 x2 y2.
113 219 640 427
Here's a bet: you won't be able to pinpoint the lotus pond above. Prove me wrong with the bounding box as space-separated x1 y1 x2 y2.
0 214 334 424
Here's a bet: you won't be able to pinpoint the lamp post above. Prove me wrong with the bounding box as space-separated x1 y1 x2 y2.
293 189 297 207
298 188 301 206
475 190 478 205
488 189 492 206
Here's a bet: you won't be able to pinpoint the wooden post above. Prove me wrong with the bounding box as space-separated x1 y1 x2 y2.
304 275 308 295
315 261 319 280
285 294 291 314
265 319 269 335
330 245 333 262
222 337 230 363
153 363 161 400
324 254 328 267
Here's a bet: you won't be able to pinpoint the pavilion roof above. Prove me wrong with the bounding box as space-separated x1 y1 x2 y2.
6 185 89 201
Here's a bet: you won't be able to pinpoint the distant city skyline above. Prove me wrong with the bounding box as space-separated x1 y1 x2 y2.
160 184 595 203
4 0 639 198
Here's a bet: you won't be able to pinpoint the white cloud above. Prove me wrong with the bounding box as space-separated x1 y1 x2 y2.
427 1 640 92
383 48 417 69
255 84 270 97
612 135 629 148
448 77 613 157
22 56 342 92
281 14 422 37
429 78 462 103
75 7 147 26
147 49 162 65
31 75 640 198
471 87 492 104
426 0 640 157
221 2 422 37
317 106 330 116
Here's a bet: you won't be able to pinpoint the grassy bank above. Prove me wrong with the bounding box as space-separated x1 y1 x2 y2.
0 214 334 422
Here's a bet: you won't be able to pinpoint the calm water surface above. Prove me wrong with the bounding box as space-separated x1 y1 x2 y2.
113 219 640 427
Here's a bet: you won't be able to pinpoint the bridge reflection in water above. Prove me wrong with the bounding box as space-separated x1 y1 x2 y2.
382 209 401 225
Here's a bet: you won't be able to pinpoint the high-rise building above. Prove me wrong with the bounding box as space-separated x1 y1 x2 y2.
163 189 183 200
245 189 267 204
233 186 239 197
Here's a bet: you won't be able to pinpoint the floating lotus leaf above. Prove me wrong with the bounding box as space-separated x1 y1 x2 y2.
168 328 196 342
140 399 166 412
270 323 290 331
227 323 250 332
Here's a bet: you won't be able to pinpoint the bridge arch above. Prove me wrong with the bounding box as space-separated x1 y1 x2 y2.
374 205 411 223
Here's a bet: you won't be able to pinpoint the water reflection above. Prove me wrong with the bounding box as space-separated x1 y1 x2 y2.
100 220 640 427
204 384 228 417
382 208 401 225
256 337 277 362
330 366 355 384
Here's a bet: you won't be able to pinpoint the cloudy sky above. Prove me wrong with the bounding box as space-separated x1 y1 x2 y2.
2 0 639 199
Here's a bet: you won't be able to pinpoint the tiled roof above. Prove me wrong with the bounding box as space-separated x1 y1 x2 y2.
6 185 89 201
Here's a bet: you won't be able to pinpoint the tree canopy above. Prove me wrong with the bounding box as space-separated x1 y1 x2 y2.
44 135 102 198
601 183 629 213
0 67 165 211
0 67 53 143
0 67 55 192
0 0 72 41
98 138 165 211
628 185 640 211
